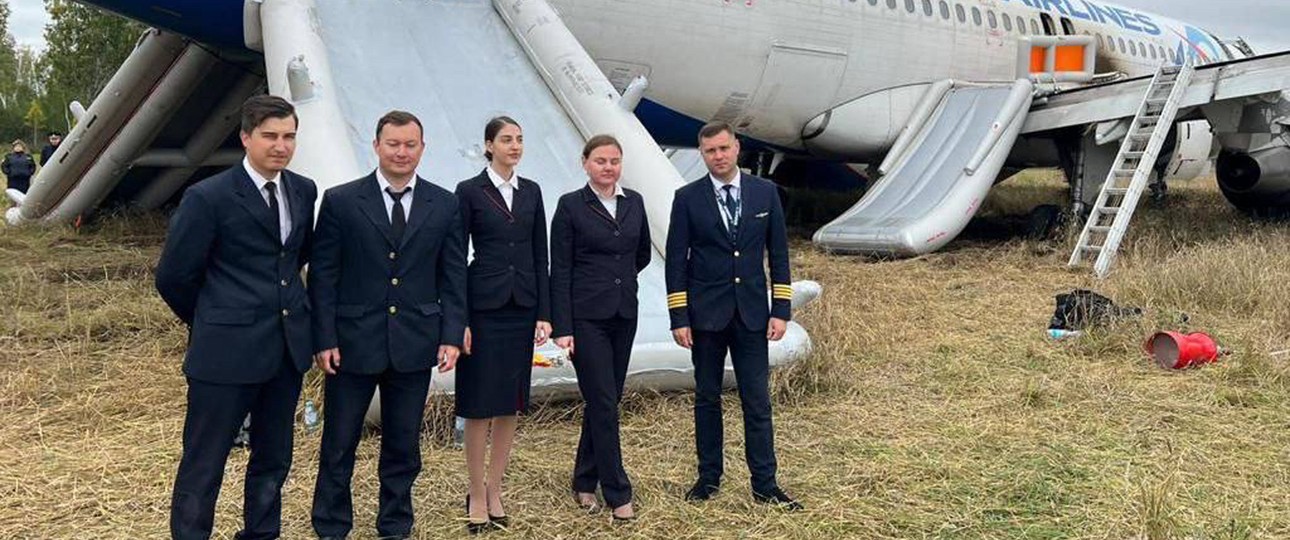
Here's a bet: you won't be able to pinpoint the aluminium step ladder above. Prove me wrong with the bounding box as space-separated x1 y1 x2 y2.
1068 58 1195 278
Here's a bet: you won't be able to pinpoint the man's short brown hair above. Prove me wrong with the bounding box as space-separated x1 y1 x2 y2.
697 121 735 143
240 95 297 134
376 110 424 140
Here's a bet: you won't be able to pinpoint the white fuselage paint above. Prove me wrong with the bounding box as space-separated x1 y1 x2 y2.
553 0 1233 150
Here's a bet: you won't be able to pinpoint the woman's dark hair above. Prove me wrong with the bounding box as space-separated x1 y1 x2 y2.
240 95 298 134
581 134 622 159
483 116 521 162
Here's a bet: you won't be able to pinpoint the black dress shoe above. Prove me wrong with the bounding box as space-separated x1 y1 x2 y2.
488 514 509 528
465 494 491 534
684 479 720 501
753 487 803 510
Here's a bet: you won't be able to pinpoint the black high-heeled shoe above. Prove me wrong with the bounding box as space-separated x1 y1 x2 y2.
488 495 509 527
465 494 491 534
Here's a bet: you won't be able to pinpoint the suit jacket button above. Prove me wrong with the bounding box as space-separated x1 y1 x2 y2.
391 278 400 286
389 306 398 314
389 252 397 260
614 278 622 285
279 251 286 259
613 231 620 237
508 265 514 271
734 277 742 284
281 309 290 317
280 279 288 287
734 250 741 257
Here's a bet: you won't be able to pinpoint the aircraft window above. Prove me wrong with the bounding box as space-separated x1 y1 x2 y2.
1159 45 1168 59
867 0 878 5
1107 37 1115 52
1031 20 1040 35
955 4 966 23
922 0 933 16
1135 41 1143 57
1117 37 1126 54
939 0 950 19
1017 16 1027 35
887 0 897 9
971 7 981 26
987 10 997 29
1060 17 1075 35
905 0 915 13
1002 13 1012 32
1039 13 1055 36
1149 44 1158 59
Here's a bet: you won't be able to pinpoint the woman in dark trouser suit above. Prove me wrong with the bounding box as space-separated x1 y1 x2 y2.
551 135 652 521
454 116 551 531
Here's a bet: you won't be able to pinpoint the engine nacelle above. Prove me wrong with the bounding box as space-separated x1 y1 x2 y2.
801 83 932 162
1216 145 1290 213
1163 120 1215 182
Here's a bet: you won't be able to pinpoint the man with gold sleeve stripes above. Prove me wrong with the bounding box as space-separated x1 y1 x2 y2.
664 121 800 510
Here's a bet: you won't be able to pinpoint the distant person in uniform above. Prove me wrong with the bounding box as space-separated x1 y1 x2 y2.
2 140 36 194
550 135 651 521
155 95 318 540
454 116 551 532
665 121 801 510
309 110 467 540
39 132 62 168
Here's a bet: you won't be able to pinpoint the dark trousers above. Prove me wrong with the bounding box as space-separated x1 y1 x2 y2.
312 368 433 538
170 359 302 540
691 318 779 494
570 316 637 508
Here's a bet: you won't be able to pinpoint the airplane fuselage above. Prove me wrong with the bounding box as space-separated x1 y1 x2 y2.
78 0 1237 152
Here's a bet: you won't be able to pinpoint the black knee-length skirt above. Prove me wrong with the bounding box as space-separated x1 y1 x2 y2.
455 302 538 418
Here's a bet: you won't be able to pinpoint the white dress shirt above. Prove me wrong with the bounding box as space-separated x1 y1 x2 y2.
376 169 415 221
487 165 519 211
590 182 626 217
709 170 742 232
243 157 291 243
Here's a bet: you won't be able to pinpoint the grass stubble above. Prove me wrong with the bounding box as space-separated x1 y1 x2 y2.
0 172 1287 539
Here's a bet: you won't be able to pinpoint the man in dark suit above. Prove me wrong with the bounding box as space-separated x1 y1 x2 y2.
665 121 801 510
309 110 467 540
39 132 61 167
156 95 317 539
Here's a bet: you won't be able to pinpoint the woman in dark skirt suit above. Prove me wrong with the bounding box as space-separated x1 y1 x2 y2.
454 116 552 531
551 135 651 521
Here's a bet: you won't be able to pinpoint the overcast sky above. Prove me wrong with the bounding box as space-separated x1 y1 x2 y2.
5 0 1289 54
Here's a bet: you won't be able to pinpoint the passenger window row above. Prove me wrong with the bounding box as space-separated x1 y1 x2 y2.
850 0 1178 63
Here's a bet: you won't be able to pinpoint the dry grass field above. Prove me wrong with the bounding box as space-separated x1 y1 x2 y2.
1 171 1287 539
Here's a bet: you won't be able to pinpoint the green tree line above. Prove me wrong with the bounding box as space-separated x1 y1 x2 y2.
0 0 142 150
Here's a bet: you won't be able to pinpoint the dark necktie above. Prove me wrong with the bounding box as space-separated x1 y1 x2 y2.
264 181 281 244
387 187 407 242
721 184 739 236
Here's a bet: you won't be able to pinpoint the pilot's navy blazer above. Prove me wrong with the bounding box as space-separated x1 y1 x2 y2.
155 165 317 384
664 173 792 331
455 170 551 322
550 185 652 337
309 174 468 373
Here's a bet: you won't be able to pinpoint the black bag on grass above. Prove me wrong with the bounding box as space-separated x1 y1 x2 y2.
1048 289 1141 330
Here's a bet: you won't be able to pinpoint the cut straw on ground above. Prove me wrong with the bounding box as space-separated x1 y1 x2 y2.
1 172 1287 538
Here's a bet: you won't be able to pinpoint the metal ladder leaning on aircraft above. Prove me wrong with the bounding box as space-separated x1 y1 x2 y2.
1068 58 1196 278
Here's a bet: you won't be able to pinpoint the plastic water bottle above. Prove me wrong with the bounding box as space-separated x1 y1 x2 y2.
453 416 466 449
303 399 320 433
1047 328 1083 340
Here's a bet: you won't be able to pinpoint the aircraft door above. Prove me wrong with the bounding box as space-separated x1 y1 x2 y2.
734 42 847 145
